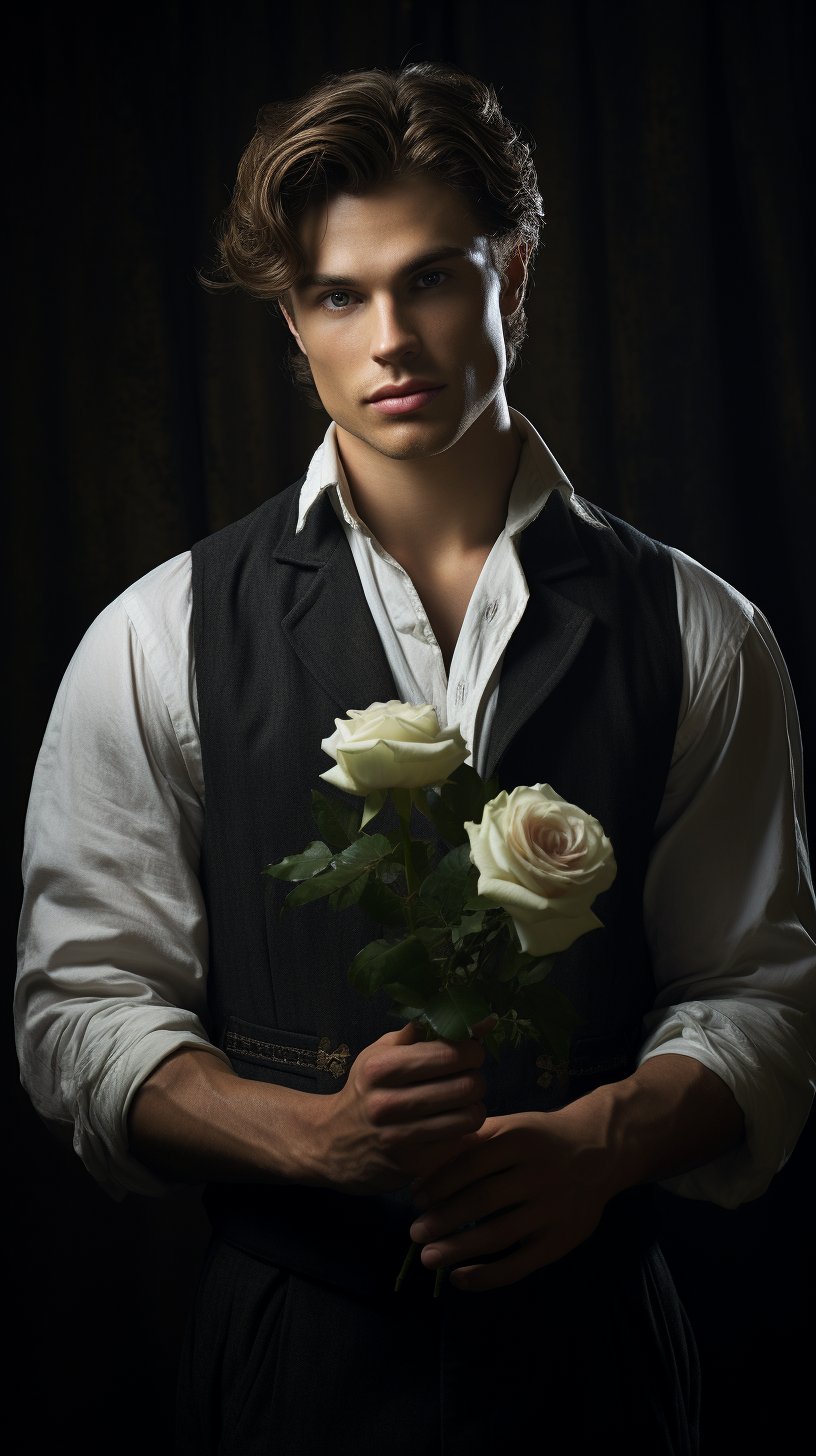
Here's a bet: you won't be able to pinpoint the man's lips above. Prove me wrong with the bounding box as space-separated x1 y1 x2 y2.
366 384 445 415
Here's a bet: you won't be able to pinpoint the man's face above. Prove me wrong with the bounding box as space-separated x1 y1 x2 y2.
284 173 524 460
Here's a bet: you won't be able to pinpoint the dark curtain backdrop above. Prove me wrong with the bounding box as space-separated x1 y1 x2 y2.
9 3 813 1453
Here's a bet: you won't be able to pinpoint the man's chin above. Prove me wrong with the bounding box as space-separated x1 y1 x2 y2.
335 413 463 461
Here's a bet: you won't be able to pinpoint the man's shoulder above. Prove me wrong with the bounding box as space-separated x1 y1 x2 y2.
570 496 674 565
569 498 753 639
665 546 753 631
665 548 754 717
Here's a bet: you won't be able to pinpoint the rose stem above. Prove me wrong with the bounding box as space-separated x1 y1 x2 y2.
433 1266 447 1298
394 798 418 932
394 1240 419 1293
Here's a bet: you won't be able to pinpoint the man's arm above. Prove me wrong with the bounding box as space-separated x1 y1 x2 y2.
594 1050 746 1188
128 1019 494 1195
409 595 816 1290
14 573 227 1201
406 1053 744 1292
637 573 816 1208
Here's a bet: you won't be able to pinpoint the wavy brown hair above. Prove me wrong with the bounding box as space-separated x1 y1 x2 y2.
203 63 544 408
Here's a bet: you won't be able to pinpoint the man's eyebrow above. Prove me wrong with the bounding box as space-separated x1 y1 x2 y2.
298 245 469 290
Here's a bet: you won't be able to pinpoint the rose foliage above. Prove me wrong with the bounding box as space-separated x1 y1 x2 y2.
263 703 616 1065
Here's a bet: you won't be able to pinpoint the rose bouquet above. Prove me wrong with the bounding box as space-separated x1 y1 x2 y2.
263 700 617 1292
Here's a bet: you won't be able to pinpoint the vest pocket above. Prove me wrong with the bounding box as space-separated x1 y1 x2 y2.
222 1015 351 1086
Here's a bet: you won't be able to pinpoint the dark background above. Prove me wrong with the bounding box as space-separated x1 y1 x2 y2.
8 2 813 1452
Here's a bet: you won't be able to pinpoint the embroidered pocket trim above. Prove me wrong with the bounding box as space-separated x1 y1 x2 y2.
225 1029 351 1080
536 1052 628 1092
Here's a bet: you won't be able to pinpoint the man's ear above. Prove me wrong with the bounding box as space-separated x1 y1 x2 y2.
279 299 307 355
499 244 530 320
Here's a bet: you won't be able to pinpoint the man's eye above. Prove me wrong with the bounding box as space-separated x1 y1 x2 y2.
324 291 353 310
417 272 444 288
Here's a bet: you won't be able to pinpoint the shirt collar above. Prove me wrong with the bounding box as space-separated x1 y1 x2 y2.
295 408 601 538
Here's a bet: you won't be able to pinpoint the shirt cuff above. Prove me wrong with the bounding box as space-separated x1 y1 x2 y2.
635 999 815 1208
72 1018 232 1201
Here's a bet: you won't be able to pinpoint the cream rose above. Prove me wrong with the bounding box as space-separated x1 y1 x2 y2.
464 783 617 956
320 701 468 795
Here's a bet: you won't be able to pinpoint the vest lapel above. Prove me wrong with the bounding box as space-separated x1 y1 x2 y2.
274 490 398 716
485 493 596 781
273 484 597 776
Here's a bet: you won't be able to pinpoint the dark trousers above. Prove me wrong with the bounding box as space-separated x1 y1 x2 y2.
176 1219 700 1455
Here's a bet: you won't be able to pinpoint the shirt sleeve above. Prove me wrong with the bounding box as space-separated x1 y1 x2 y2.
14 552 231 1201
638 550 816 1208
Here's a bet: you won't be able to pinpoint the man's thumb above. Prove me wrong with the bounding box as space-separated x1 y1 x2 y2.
384 1018 426 1045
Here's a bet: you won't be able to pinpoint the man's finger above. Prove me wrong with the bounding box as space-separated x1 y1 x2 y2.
411 1120 511 1202
378 1020 427 1047
368 1038 485 1088
402 1102 487 1145
420 1204 532 1267
446 1233 560 1293
409 1166 523 1241
469 1014 499 1038
376 1074 487 1124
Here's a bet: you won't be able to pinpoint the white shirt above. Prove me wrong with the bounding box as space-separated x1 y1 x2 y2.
15 410 816 1209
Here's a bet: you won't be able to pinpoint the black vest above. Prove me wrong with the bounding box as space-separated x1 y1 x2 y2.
191 480 682 1296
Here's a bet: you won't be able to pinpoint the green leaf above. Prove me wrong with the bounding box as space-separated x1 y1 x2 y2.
516 955 556 987
422 790 469 847
263 841 334 882
280 865 361 910
387 1006 427 1023
440 763 495 831
418 843 475 925
335 834 393 866
280 836 391 913
361 788 387 829
464 892 499 912
409 839 433 883
483 1031 503 1063
411 925 448 952
451 910 485 946
328 871 370 911
499 937 528 982
422 984 492 1041
357 877 408 927
410 786 432 818
348 935 432 997
411 895 446 930
381 956 440 1006
377 830 406 881
389 787 412 823
310 791 361 851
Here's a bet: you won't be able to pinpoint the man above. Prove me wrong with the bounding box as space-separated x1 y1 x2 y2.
15 64 814 1456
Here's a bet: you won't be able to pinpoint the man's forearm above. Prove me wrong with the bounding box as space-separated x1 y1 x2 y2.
127 1024 489 1196
579 1051 746 1196
127 1047 326 1186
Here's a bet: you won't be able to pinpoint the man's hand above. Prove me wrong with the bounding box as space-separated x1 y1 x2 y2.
128 1019 493 1191
311 1019 491 1196
407 1054 746 1292
406 1105 620 1292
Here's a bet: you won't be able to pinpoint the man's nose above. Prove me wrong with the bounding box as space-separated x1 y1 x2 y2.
369 295 420 363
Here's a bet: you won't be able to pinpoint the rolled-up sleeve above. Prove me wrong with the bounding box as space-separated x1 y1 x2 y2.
639 553 816 1207
15 553 230 1201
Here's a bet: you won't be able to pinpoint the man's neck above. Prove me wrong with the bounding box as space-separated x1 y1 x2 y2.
334 393 523 674
334 392 522 570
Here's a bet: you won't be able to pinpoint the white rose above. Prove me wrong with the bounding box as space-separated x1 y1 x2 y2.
464 783 617 956
320 700 469 794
